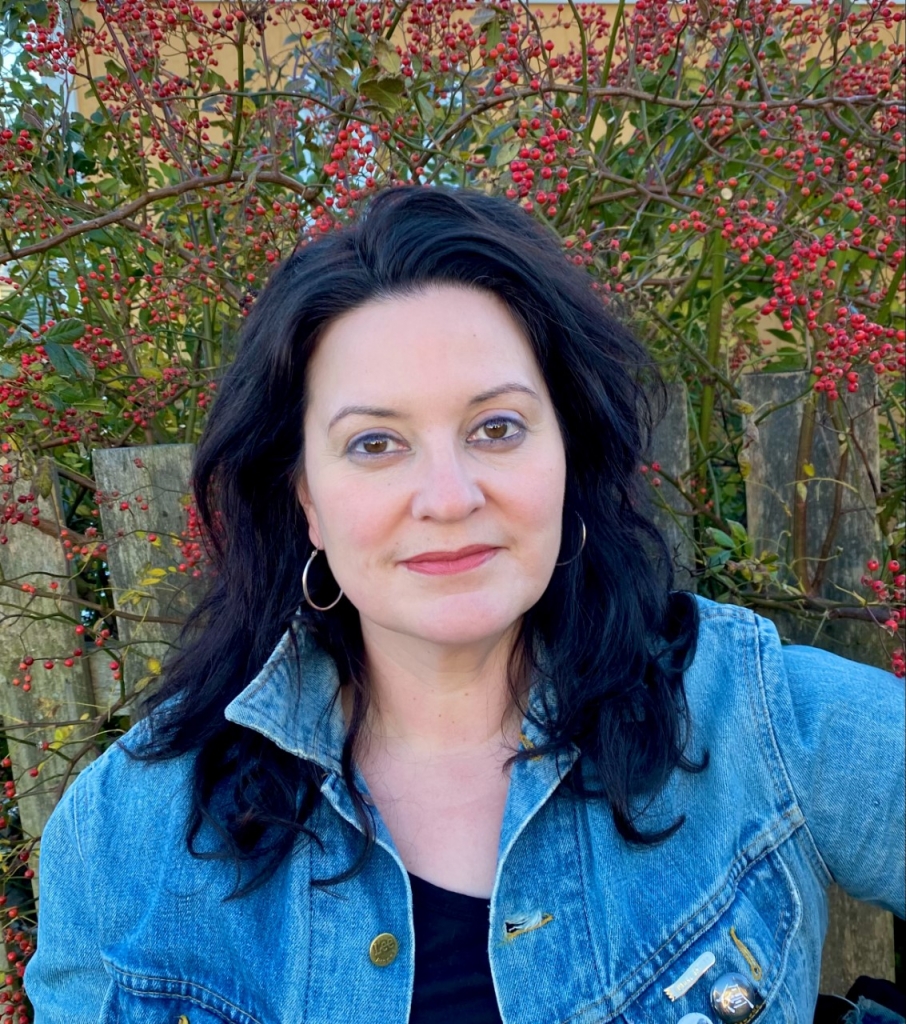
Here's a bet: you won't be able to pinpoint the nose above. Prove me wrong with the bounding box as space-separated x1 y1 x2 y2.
409 442 486 522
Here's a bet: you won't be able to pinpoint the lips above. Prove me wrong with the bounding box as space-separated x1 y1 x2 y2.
401 545 500 576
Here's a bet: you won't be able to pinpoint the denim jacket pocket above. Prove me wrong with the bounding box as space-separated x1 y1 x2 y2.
102 966 266 1024
618 841 804 1024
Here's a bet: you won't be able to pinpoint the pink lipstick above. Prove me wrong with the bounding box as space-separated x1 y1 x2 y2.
402 545 499 576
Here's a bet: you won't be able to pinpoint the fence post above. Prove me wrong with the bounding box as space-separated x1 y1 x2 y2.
92 445 202 709
0 458 98 888
740 370 895 992
649 381 695 591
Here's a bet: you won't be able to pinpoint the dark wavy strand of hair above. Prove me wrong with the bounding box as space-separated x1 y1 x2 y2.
129 184 703 898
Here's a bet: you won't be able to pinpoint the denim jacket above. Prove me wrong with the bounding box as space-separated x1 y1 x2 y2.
25 596 906 1023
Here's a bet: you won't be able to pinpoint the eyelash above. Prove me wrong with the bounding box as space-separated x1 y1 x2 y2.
346 416 525 458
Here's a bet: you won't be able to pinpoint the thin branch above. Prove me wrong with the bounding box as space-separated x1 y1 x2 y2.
0 581 187 627
0 170 320 265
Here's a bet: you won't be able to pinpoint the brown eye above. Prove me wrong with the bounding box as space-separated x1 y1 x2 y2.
362 438 388 454
484 420 509 439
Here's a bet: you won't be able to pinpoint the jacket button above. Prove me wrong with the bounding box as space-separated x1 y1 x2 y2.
710 972 765 1022
369 932 399 967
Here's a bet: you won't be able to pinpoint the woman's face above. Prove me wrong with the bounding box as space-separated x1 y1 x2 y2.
298 284 567 651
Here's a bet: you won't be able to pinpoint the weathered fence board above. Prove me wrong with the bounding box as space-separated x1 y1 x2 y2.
0 459 98 885
649 382 695 591
741 370 886 664
92 445 203 708
740 371 895 989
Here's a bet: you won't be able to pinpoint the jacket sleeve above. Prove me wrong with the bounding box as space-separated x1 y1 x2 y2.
24 763 112 1022
759 622 905 918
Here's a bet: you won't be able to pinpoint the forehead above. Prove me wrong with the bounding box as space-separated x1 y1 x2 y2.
305 285 545 408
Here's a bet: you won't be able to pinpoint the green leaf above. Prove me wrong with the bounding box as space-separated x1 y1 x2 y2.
332 67 354 94
0 362 19 379
44 319 85 345
490 139 522 169
707 528 735 550
43 340 95 382
414 89 435 123
485 17 502 49
728 520 748 545
357 64 382 87
373 38 401 76
361 77 406 112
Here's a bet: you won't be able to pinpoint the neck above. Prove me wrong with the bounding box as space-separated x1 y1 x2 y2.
349 623 526 757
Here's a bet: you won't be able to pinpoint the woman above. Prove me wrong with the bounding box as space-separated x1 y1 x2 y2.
25 185 904 1023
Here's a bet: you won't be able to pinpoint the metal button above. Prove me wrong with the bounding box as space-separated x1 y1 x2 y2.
678 1015 716 1024
369 932 399 967
710 972 765 1022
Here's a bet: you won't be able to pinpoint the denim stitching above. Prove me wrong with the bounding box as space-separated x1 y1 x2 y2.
110 969 264 1024
571 793 606 986
742 610 793 814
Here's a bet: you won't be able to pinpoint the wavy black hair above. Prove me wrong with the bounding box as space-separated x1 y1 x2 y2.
132 184 702 896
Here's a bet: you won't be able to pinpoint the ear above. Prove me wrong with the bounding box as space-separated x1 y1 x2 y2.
295 474 323 550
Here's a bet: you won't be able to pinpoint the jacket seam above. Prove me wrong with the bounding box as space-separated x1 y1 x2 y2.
750 615 834 888
571 792 605 990
69 760 108 972
742 611 798 823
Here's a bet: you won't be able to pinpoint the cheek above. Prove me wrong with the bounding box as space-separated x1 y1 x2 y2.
312 475 403 561
496 451 567 562
520 448 567 528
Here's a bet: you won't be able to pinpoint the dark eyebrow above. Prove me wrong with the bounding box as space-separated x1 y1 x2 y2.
328 405 398 431
468 382 540 406
327 383 540 431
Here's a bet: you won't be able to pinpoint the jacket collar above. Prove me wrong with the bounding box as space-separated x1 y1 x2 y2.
223 619 567 773
224 621 348 773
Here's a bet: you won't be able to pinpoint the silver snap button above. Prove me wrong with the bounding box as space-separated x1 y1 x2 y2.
709 972 765 1022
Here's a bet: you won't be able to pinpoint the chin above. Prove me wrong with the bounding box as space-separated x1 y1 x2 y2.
400 595 528 648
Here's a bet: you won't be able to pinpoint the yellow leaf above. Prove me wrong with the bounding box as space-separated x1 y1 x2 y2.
50 724 74 750
796 481 808 501
147 657 162 675
138 567 167 585
803 462 815 477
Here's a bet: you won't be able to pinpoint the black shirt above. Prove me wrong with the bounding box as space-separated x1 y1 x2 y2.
408 873 503 1024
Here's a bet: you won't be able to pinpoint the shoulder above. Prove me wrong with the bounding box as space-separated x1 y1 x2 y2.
49 715 197 862
683 592 900 719
682 593 768 706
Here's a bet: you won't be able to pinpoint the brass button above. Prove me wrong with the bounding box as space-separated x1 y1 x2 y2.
369 932 399 967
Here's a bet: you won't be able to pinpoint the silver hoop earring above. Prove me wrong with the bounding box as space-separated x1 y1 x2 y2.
302 548 344 611
555 513 587 567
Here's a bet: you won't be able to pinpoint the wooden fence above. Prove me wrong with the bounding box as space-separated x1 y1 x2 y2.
0 370 898 992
